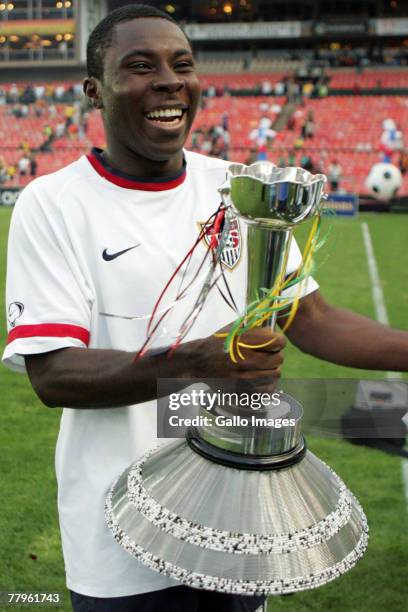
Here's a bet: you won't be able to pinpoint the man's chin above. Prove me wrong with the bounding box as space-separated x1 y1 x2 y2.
140 143 187 165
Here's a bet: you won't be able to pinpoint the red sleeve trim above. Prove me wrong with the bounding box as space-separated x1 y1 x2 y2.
7 324 90 346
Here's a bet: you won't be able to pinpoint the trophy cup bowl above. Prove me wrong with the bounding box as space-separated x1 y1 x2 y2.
222 161 326 227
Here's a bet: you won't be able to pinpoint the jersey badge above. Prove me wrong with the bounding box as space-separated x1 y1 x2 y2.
199 215 242 271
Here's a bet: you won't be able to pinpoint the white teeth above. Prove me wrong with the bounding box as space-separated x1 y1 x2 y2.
146 108 184 119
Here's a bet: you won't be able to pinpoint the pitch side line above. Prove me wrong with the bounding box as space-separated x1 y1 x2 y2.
361 221 407 510
361 222 400 380
361 223 390 326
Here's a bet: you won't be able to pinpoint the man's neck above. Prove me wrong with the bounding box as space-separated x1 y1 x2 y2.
101 146 184 179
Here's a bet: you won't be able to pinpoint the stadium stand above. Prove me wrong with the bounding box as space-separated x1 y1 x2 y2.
328 69 408 90
0 70 408 195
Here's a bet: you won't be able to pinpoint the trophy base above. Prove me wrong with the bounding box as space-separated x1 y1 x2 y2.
105 438 368 596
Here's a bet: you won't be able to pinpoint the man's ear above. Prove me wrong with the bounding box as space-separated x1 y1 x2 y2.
83 77 104 109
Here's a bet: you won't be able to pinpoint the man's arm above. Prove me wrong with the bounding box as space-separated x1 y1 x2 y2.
280 290 408 371
25 327 286 409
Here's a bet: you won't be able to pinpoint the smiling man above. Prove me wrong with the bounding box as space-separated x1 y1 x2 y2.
3 4 408 612
3 5 287 612
86 9 201 176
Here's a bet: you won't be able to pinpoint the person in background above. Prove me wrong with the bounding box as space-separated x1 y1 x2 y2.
210 125 230 160
9 83 19 103
54 84 66 101
245 147 260 166
302 82 314 98
301 110 315 139
17 154 30 178
261 79 273 95
399 149 408 175
316 150 328 174
328 159 343 191
274 79 286 96
288 150 296 166
287 113 296 130
45 84 54 102
40 125 55 152
7 163 17 185
48 103 57 119
64 104 76 129
0 155 9 184
300 153 314 172
55 121 66 139
20 139 31 156
29 153 38 178
317 81 328 97
78 112 90 140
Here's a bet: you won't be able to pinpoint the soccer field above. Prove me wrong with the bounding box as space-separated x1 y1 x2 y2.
0 207 407 612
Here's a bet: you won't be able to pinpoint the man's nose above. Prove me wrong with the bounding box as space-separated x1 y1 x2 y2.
151 66 185 92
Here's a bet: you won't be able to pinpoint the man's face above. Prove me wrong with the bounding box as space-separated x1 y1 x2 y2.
97 18 201 163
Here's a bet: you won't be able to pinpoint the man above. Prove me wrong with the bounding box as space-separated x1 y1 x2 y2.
3 4 408 612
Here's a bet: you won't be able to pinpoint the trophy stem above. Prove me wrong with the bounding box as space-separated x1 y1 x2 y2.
246 224 293 329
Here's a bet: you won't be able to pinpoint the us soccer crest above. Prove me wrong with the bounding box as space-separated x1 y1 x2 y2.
199 216 242 270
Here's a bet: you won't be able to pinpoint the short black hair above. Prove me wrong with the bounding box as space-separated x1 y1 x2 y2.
86 3 184 80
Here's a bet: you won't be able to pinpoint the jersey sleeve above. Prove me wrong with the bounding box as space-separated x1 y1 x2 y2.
2 183 93 373
282 236 319 299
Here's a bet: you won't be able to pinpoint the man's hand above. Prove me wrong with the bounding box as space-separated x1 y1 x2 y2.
177 327 286 381
25 327 285 409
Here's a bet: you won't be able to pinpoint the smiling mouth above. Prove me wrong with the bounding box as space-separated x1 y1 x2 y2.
145 107 187 126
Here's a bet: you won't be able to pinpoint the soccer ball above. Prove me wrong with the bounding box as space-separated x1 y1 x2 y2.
365 163 402 201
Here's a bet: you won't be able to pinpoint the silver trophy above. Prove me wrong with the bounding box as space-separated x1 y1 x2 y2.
221 161 326 328
105 163 368 596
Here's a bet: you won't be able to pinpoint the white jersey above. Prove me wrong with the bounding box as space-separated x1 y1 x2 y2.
3 149 318 597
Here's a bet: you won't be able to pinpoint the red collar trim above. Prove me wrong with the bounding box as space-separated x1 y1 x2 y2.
86 148 186 191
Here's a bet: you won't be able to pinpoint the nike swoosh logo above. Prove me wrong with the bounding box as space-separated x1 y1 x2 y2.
102 244 141 261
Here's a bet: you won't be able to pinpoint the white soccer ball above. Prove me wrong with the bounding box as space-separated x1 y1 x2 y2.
365 163 402 200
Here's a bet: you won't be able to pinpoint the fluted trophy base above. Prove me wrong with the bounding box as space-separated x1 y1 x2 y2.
105 438 368 595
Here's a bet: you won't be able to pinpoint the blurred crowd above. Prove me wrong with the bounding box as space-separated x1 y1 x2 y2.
202 74 329 101
0 82 91 186
0 76 407 193
0 81 84 106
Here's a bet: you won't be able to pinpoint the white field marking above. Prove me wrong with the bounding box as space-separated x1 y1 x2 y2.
361 222 401 380
361 221 407 510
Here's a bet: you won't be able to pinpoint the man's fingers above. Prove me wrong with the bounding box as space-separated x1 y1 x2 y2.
235 349 284 372
238 330 286 352
216 324 286 347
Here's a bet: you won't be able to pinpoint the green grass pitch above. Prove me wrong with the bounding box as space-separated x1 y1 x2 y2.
0 207 406 611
